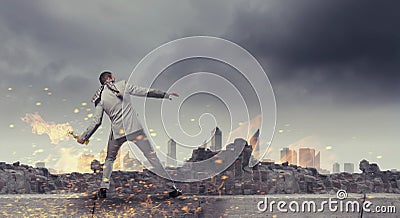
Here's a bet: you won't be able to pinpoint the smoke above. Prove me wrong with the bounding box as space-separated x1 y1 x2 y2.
227 114 261 144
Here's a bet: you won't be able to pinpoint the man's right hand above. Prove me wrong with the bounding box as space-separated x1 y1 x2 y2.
77 136 85 144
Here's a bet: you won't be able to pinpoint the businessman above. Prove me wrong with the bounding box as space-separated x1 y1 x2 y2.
76 71 181 198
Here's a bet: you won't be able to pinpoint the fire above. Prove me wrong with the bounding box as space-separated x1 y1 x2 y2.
21 113 72 144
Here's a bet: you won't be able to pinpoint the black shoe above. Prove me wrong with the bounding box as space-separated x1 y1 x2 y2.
169 186 182 198
98 188 107 199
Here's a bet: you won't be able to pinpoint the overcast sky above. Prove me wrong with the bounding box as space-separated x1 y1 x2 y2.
1 1 399 172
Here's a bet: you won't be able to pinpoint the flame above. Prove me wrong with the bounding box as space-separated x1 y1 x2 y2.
21 113 72 144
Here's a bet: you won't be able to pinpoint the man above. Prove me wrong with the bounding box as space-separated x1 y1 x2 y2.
76 71 181 198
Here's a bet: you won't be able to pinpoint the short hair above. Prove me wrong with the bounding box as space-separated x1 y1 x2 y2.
99 71 113 85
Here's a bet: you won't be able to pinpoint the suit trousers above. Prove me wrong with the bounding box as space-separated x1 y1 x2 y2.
100 129 170 189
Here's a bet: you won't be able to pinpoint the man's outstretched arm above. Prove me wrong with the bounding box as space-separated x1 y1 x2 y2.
77 104 104 144
125 81 179 99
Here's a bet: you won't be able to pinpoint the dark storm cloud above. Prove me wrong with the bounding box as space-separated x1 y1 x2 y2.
224 1 400 104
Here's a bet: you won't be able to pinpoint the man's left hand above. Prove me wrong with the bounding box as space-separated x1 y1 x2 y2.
167 92 179 100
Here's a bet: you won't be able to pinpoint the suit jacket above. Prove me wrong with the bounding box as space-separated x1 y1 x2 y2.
81 80 168 141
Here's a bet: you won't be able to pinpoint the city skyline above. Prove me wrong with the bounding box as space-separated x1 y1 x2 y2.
33 126 396 173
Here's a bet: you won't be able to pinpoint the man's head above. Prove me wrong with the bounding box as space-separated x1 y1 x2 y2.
99 71 115 85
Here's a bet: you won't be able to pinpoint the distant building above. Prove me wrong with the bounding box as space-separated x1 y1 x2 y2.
249 129 260 154
167 139 177 167
210 127 222 152
280 147 297 165
299 148 315 168
122 151 143 172
318 168 330 174
332 162 340 173
263 159 275 163
35 162 45 168
48 168 64 174
315 151 321 169
344 163 355 173
292 150 298 165
77 154 95 173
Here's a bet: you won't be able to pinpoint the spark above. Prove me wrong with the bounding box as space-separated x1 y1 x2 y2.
9 124 14 128
73 108 79 113
190 118 196 122
325 145 333 150
35 102 42 106
278 129 284 133
150 132 157 137
81 102 87 106
87 113 93 118
136 135 144 140
33 149 44 155
221 175 229 180
43 88 49 91
376 155 383 159
215 159 223 164
7 87 13 91
119 129 125 134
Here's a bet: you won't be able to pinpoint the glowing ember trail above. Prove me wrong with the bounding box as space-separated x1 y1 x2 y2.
21 113 73 144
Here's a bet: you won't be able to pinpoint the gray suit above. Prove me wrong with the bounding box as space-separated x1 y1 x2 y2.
81 80 170 189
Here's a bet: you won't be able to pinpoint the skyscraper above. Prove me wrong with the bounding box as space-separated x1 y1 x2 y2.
167 138 177 167
344 163 355 173
292 150 297 165
210 127 222 152
249 129 260 154
332 162 340 173
280 148 289 163
299 148 315 168
315 151 320 169
280 147 297 165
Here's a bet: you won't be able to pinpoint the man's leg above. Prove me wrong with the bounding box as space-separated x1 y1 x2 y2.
127 129 182 197
100 133 126 190
127 129 169 179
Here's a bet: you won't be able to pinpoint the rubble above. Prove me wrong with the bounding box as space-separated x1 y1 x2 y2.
0 139 399 195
